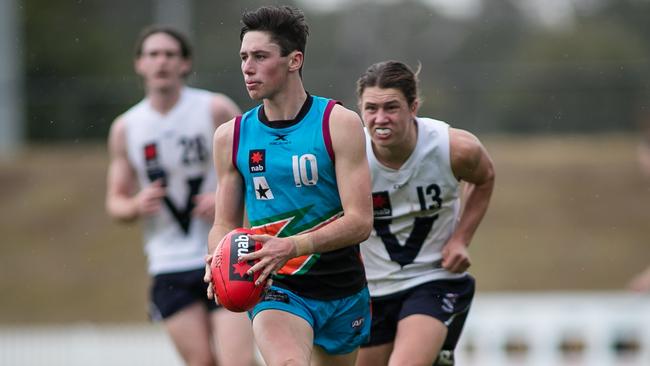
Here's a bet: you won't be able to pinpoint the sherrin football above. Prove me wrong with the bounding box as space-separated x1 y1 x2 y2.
211 228 265 312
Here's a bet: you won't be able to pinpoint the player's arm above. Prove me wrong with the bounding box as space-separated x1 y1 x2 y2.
207 118 245 254
105 117 165 222
241 105 373 285
193 94 242 221
442 128 495 272
296 105 373 253
205 118 245 298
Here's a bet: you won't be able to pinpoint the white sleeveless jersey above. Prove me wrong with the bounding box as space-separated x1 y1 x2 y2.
123 87 216 275
361 117 465 297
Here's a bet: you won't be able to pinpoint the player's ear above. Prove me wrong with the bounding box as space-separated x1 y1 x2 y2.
287 51 303 73
410 99 420 116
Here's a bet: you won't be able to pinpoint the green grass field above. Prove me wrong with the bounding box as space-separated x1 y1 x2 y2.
1 134 649 324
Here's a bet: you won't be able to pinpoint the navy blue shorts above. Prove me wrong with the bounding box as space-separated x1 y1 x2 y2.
362 275 475 351
149 268 219 320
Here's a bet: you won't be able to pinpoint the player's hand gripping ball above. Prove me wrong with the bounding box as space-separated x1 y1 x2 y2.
211 228 265 312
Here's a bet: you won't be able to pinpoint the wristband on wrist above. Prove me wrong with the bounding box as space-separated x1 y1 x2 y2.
291 234 314 257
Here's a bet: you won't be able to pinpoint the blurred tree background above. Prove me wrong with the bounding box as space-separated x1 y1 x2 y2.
21 0 650 142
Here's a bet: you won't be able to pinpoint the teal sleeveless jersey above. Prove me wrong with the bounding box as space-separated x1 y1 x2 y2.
233 95 366 300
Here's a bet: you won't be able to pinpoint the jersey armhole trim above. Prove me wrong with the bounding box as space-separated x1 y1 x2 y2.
232 115 242 169
322 100 340 162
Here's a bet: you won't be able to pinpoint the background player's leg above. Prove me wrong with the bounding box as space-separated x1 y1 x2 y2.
388 314 447 366
164 302 216 366
211 308 257 366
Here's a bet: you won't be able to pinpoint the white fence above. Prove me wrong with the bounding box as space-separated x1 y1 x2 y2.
456 292 650 366
2 292 649 366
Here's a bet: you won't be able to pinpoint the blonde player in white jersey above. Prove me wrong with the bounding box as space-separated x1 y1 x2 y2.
355 61 495 366
106 26 255 366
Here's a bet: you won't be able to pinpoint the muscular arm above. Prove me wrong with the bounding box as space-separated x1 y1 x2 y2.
193 94 243 222
302 105 373 252
241 105 373 285
105 117 166 222
207 119 245 255
442 128 495 272
204 119 245 298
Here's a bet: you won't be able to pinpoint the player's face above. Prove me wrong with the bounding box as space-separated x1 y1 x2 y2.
135 33 190 92
360 87 418 149
240 31 292 101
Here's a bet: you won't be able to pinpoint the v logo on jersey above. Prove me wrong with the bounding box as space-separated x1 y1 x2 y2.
162 176 204 235
374 214 439 267
143 144 203 235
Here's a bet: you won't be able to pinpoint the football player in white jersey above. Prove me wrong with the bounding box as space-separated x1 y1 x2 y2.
355 61 495 366
105 26 255 366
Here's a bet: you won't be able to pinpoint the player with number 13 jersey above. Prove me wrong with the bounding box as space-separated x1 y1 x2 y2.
361 117 465 296
355 60 495 366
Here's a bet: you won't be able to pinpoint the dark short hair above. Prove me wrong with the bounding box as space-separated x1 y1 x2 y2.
134 25 192 59
240 5 309 57
357 61 420 107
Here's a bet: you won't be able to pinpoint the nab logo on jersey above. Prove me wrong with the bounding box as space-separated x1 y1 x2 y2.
229 233 254 282
372 191 392 217
249 149 266 173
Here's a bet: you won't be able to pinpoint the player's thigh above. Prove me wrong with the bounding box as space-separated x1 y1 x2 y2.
164 302 215 365
355 342 393 366
311 344 358 366
253 309 314 366
389 314 447 366
211 308 256 366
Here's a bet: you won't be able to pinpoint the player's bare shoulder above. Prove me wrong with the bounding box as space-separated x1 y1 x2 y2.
210 93 241 127
329 104 365 155
107 115 128 156
212 117 238 157
450 128 481 157
328 103 365 146
449 127 494 183
329 103 363 128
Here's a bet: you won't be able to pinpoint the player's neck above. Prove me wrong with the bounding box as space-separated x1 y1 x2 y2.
262 79 307 121
147 85 183 115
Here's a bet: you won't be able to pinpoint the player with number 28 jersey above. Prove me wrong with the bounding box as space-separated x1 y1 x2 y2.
123 87 216 275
